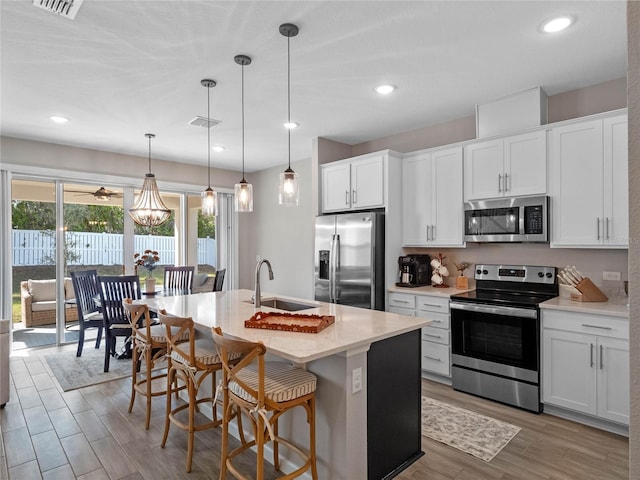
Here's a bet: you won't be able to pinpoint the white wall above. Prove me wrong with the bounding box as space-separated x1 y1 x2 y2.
237 157 314 300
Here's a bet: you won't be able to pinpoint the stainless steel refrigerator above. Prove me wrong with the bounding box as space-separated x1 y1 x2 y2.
314 211 385 310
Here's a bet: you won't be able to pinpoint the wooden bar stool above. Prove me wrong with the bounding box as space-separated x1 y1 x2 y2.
211 327 319 480
158 311 225 473
123 299 185 429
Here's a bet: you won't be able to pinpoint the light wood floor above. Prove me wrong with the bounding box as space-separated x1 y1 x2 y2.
0 343 629 480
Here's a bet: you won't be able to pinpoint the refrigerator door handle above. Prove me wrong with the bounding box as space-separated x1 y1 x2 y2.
329 234 340 303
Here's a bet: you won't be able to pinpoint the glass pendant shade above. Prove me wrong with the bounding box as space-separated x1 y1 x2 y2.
279 167 299 206
128 134 171 227
201 186 218 216
234 179 253 212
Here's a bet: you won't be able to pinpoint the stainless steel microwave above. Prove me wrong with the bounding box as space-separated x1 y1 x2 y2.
464 195 549 243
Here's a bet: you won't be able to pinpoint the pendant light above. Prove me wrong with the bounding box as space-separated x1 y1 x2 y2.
278 23 300 206
128 133 171 226
201 78 218 216
234 55 254 212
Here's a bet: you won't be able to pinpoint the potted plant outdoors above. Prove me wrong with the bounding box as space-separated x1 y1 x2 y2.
134 249 160 293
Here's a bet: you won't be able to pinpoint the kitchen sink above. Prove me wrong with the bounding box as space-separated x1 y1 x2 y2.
244 297 318 312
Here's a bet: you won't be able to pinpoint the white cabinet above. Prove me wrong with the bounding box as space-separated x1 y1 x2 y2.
402 147 464 247
388 292 451 378
464 130 546 201
550 114 628 247
542 309 629 425
321 152 386 213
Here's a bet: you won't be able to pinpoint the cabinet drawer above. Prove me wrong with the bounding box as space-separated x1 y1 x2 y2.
421 342 450 376
416 295 449 313
542 309 628 340
388 305 416 317
421 326 450 345
388 292 416 309
416 311 450 329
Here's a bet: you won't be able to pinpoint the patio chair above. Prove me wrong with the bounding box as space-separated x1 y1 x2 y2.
70 270 104 357
97 275 141 372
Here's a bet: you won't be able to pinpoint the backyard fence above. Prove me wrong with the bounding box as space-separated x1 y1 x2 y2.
12 230 216 267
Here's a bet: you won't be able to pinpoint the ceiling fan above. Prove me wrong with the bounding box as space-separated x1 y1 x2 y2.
66 186 123 202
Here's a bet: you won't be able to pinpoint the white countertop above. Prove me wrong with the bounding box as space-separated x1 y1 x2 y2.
388 284 474 297
142 289 430 363
540 296 629 318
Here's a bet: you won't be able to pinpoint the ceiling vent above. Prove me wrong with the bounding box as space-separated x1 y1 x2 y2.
189 116 222 128
33 0 84 19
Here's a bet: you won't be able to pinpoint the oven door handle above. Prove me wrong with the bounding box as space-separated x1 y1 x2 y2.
450 302 537 319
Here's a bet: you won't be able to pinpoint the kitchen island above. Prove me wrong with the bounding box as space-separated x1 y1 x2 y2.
142 289 431 480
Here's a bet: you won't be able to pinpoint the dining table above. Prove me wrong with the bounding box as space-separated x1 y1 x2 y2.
140 288 431 480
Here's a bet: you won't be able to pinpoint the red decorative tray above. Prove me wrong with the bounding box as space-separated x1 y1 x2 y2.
244 311 335 333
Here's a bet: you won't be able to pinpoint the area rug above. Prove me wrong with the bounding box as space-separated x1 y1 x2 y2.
44 345 148 392
421 396 521 462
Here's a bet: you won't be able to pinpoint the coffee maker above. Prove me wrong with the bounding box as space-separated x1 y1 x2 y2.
396 254 431 287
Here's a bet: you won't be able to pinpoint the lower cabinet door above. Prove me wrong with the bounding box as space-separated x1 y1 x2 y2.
597 337 630 424
543 329 597 415
421 341 450 376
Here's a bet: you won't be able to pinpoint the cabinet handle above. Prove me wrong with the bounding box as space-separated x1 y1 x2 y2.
504 173 509 192
423 333 443 339
606 217 610 240
430 319 443 323
581 323 612 331
432 224 436 241
596 218 600 240
600 345 604 370
426 225 430 242
393 299 410 304
498 174 502 192
590 343 594 368
424 355 442 362
422 303 443 309
345 190 350 205
352 189 357 205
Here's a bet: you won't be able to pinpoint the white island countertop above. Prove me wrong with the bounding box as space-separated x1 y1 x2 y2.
142 288 430 363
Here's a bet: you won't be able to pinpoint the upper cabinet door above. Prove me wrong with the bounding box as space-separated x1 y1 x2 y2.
463 139 503 200
402 153 434 246
503 130 547 197
432 147 464 246
603 115 628 246
351 155 385 209
322 162 352 212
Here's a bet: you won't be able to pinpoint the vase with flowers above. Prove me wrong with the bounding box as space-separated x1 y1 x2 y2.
134 249 160 293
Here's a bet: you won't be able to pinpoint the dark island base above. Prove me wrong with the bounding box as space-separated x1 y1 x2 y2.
367 329 423 479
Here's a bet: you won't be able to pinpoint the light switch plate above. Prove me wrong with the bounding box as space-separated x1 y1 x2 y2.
352 367 362 394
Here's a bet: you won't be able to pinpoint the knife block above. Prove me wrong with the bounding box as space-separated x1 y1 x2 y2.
570 277 608 302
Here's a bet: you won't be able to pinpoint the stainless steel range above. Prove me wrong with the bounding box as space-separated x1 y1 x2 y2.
449 264 558 412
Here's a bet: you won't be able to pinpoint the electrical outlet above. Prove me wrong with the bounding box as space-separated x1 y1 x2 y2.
603 271 621 281
352 367 362 394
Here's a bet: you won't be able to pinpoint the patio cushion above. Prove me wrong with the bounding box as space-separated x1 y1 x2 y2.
28 279 56 302
64 277 75 300
31 300 57 312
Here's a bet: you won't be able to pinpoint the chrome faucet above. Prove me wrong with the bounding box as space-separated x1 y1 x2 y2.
254 259 274 307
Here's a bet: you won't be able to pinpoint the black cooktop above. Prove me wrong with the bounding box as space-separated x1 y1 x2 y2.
450 289 557 308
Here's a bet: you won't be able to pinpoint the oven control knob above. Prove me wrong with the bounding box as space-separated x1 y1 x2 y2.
482 269 488 275
476 269 482 275
546 272 553 278
538 272 544 278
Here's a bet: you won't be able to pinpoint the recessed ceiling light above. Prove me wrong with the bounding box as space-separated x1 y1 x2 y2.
542 16 573 33
49 115 69 124
374 84 396 95
284 122 299 129
212 145 225 152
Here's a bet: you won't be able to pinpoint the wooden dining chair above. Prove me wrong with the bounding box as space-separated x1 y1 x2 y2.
70 270 104 357
211 327 318 480
163 266 195 292
122 299 185 430
213 268 226 292
97 275 140 372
